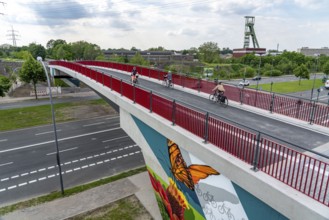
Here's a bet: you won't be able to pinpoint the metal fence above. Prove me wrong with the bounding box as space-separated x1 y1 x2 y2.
78 60 329 128
50 60 329 207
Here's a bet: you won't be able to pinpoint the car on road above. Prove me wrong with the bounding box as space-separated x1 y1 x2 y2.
252 75 262 81
325 80 329 89
239 80 250 87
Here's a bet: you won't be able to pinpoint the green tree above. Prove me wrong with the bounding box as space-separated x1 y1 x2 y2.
198 42 220 63
322 61 329 77
0 75 11 97
130 52 148 65
28 43 46 60
293 64 310 85
19 54 46 99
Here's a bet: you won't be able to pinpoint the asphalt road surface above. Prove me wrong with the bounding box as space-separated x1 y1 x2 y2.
95 67 329 152
0 116 144 207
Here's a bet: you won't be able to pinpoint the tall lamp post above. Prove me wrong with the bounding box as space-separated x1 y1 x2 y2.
310 54 319 100
255 54 263 90
37 56 64 195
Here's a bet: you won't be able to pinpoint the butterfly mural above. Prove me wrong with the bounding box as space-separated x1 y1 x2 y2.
168 139 220 191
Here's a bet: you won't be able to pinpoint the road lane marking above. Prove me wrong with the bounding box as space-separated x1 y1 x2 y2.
1 178 9 182
11 175 19 179
0 128 120 154
0 150 143 192
48 166 55 169
102 135 128 143
38 168 46 172
35 130 62 136
47 147 78 156
0 162 13 167
83 122 105 127
21 173 29 176
0 139 8 142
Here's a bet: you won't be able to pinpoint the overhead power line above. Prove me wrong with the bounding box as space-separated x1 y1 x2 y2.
7 26 20 47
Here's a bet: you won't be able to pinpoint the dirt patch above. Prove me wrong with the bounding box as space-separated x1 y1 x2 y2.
66 195 153 220
58 104 118 121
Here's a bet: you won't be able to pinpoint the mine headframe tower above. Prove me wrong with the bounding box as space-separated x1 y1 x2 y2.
243 16 260 48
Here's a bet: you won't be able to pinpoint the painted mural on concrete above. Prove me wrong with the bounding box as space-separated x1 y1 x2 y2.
132 115 288 220
142 137 248 219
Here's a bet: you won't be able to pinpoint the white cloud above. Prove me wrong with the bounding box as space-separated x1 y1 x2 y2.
0 0 328 51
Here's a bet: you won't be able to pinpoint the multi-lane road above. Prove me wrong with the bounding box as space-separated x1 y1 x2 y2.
0 116 144 207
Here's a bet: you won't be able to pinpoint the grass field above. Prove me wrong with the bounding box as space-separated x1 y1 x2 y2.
250 79 324 93
0 99 116 131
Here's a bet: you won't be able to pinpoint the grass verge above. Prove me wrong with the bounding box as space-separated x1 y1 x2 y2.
0 99 115 131
249 79 324 93
0 166 146 216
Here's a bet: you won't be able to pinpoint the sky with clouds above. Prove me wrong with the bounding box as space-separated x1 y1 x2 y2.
0 0 328 51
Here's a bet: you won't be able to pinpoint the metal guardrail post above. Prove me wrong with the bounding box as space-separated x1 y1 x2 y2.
240 88 243 105
110 75 113 90
309 100 316 124
204 112 209 143
149 91 153 113
102 72 104 86
172 100 176 126
198 78 201 93
251 132 261 171
269 93 275 113
120 79 123 96
133 84 136 104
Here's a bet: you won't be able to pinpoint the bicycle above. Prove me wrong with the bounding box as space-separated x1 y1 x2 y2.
209 92 228 107
131 74 139 85
162 78 174 88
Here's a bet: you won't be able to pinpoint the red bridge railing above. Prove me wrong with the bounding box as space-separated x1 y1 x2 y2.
78 60 329 128
50 61 329 207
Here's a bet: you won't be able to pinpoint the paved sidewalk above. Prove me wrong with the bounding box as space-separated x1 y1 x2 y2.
1 172 161 220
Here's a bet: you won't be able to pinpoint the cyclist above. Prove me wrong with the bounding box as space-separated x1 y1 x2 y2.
131 66 138 84
164 70 172 86
212 81 225 100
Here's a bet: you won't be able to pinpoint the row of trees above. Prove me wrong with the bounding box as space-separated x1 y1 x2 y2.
1 39 329 97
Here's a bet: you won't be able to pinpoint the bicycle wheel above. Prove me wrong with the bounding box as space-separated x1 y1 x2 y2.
162 80 167 87
220 97 229 107
209 94 217 103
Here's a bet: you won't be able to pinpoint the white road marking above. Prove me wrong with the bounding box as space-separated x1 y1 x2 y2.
0 139 8 142
80 158 86 161
0 162 13 167
83 122 105 127
0 128 120 154
0 144 141 190
102 135 128 143
35 130 61 136
19 182 27 187
47 147 78 156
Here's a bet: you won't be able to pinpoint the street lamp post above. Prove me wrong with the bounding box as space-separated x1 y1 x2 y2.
37 56 64 195
255 54 262 90
310 54 319 100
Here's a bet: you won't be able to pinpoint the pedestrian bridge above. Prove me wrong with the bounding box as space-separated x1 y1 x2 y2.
49 61 329 220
